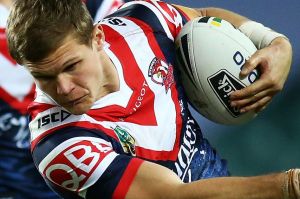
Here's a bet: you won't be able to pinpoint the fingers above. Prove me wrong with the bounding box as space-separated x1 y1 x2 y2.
232 95 272 113
230 76 269 100
240 49 265 77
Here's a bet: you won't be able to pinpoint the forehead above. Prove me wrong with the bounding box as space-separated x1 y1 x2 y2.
25 36 84 73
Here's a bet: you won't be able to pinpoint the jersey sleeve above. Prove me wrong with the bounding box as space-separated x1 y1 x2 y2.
28 101 143 199
107 0 190 41
32 126 143 199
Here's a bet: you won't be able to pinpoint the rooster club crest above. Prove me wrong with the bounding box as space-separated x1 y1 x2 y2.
148 57 174 93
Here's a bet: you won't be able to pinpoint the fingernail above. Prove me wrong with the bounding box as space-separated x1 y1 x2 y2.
240 109 245 113
231 102 236 107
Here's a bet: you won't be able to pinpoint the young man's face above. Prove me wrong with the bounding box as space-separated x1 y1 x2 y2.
26 34 107 115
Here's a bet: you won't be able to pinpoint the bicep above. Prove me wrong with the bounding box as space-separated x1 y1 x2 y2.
174 5 249 27
125 160 184 199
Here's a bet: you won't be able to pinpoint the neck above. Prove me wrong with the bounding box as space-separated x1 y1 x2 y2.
98 50 120 98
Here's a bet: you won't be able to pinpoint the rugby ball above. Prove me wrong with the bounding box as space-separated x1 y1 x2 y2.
175 17 259 125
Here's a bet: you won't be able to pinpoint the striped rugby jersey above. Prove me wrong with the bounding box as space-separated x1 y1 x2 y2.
29 1 229 199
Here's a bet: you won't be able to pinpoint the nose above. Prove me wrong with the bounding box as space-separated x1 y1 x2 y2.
56 74 75 95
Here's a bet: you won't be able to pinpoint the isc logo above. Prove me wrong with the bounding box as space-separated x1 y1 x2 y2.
37 110 71 129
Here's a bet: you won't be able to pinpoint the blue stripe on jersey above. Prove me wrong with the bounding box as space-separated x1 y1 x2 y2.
32 126 123 165
105 3 178 64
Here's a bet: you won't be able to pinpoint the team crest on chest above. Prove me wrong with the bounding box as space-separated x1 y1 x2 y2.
113 125 136 156
148 57 174 93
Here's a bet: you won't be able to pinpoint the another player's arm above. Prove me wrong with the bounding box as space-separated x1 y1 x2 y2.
126 160 299 199
174 5 293 113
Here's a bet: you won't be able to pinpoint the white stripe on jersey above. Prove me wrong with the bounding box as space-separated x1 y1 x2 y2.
119 0 175 41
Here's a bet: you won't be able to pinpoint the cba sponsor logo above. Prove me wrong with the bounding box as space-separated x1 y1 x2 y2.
42 139 113 192
148 57 174 93
208 69 245 117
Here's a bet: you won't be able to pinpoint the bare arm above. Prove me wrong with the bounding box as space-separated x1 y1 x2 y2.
125 161 291 199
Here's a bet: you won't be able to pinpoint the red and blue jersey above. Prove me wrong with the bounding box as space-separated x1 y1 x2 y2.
29 1 228 199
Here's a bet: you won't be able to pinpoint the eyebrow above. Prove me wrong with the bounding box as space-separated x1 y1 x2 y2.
62 57 79 68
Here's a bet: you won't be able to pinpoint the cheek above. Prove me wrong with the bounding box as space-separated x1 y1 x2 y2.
36 80 55 94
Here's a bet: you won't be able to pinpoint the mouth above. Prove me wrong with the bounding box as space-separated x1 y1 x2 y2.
68 95 88 106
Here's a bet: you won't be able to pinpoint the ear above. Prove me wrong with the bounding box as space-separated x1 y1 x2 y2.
92 24 105 51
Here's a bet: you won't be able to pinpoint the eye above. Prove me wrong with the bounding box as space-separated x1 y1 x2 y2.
64 61 79 72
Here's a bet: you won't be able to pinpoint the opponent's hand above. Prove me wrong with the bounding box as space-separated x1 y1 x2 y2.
229 37 292 113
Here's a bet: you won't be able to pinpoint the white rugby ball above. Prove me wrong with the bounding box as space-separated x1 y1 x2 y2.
175 17 259 125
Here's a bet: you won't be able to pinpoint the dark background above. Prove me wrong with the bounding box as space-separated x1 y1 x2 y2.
166 0 300 176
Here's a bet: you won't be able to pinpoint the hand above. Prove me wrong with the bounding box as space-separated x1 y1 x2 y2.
229 37 292 113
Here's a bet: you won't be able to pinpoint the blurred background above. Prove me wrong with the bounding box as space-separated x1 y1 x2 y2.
166 0 300 176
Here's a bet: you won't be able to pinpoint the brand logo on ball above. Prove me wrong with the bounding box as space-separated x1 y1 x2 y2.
208 69 246 117
148 57 174 93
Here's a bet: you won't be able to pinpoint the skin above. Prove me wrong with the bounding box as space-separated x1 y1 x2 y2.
26 31 119 115
0 0 12 8
24 4 293 199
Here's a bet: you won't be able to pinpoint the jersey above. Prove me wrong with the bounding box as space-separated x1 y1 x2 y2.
28 1 229 199
0 4 59 199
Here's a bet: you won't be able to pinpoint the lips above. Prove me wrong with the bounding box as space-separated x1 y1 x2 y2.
66 95 88 106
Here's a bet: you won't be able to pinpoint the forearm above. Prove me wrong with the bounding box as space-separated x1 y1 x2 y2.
196 7 249 28
126 161 300 199
180 173 285 199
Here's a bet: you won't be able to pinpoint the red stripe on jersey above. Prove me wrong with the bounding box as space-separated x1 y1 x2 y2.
112 158 143 199
147 1 183 39
0 28 17 65
31 121 119 150
94 24 158 126
0 85 35 115
127 17 183 161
